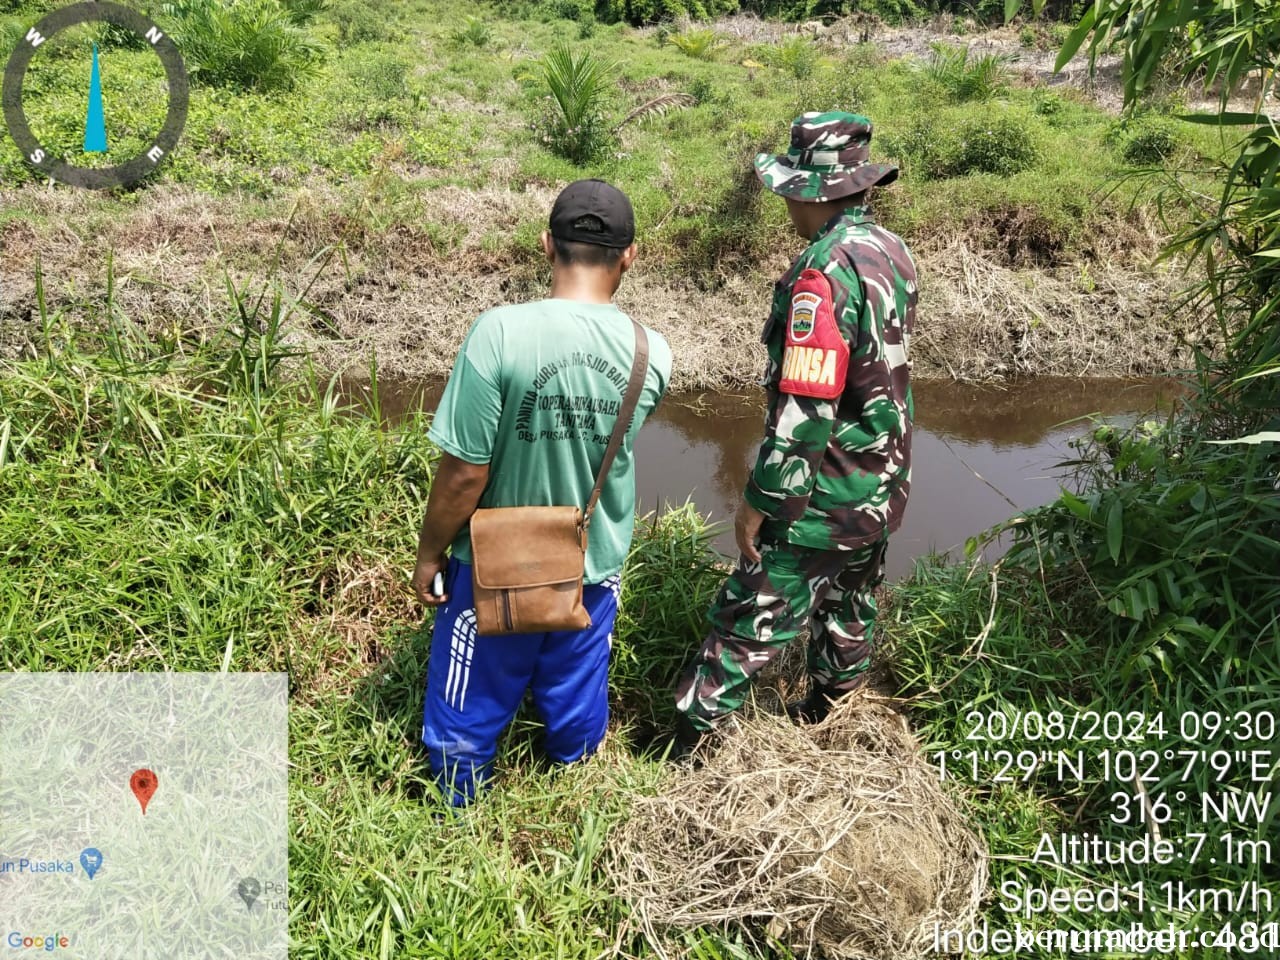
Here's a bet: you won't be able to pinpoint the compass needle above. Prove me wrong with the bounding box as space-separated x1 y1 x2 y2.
83 41 108 154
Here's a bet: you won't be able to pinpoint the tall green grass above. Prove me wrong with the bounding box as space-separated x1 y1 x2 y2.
0 265 427 669
887 399 1280 948
0 265 756 955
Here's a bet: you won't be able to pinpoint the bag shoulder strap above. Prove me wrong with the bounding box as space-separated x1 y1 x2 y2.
583 320 648 530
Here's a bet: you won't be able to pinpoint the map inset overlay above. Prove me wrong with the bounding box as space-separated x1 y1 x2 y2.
0 674 287 958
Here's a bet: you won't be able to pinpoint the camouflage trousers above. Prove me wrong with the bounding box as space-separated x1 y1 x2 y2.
674 536 887 733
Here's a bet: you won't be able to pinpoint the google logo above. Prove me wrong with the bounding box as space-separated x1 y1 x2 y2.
6 933 70 951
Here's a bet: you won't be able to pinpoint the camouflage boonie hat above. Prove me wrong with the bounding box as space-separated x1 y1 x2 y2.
755 111 898 202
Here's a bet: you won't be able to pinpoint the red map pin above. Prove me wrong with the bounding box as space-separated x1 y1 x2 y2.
130 768 158 815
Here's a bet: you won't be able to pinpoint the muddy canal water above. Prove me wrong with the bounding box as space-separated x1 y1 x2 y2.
357 378 1178 581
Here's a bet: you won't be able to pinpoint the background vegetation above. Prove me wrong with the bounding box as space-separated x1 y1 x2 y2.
3 257 1274 957
2 0 1220 385
2 0 1276 955
0 0 1224 268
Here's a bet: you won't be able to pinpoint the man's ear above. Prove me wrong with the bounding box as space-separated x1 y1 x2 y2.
540 230 556 263
618 243 639 273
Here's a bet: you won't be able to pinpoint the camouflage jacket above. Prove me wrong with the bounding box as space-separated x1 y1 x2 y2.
743 206 917 551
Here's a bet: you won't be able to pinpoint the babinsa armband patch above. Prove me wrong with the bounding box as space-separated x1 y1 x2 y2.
778 268 849 400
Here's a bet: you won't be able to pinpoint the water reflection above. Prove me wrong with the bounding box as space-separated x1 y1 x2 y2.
634 380 1180 578
341 377 1181 581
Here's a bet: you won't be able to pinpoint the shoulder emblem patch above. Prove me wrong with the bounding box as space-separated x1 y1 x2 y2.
779 269 849 401
788 291 820 342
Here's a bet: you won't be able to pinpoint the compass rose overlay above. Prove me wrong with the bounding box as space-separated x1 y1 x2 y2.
2 1 189 190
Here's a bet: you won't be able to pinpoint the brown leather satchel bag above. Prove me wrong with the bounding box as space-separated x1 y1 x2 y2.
469 321 649 636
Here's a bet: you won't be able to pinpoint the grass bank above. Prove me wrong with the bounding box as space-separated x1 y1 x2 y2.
0 0 1230 384
0 293 728 955
4 276 1274 955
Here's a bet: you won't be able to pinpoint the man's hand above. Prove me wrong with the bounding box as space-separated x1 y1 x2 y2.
735 501 766 564
413 555 448 607
411 452 490 612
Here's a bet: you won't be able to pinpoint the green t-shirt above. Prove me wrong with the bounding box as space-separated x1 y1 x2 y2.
428 298 672 583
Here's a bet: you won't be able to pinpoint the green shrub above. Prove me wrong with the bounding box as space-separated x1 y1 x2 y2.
667 27 723 59
450 15 494 47
1031 89 1065 118
332 49 410 127
595 0 738 26
689 74 715 103
326 0 391 43
923 42 1011 101
952 115 1038 175
279 0 326 24
1109 116 1180 166
884 111 1040 180
0 16 26 51
546 0 593 19
347 50 409 101
1014 18 1074 50
760 35 819 79
1003 419 1280 731
800 49 880 113
1029 88 1092 128
167 0 324 92
96 15 154 49
529 43 617 164
878 117 956 180
1122 127 1178 165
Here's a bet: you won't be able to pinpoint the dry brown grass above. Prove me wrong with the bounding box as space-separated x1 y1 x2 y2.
0 183 1197 388
310 553 417 651
285 552 421 704
609 692 987 960
912 236 1210 379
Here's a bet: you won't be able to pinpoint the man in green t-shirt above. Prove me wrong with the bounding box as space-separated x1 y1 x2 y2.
412 180 672 806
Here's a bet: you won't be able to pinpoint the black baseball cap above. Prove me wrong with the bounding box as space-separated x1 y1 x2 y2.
549 179 635 248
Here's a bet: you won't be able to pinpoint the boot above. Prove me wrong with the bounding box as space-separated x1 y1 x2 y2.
636 713 707 765
786 686 839 725
669 712 707 765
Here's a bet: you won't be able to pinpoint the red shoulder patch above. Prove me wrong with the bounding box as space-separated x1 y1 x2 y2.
778 268 849 400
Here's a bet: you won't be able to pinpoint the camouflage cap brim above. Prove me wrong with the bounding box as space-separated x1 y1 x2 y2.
754 152 898 202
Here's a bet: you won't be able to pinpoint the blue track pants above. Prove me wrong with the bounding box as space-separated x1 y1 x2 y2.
422 558 621 806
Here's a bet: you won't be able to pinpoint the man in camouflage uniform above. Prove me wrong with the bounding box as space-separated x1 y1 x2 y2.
673 111 918 744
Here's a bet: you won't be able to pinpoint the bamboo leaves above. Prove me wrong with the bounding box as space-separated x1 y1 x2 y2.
1105 496 1124 564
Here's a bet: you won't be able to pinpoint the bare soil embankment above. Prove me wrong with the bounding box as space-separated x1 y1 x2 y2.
0 183 1204 388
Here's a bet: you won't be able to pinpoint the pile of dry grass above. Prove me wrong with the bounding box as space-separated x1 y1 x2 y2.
611 695 986 960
